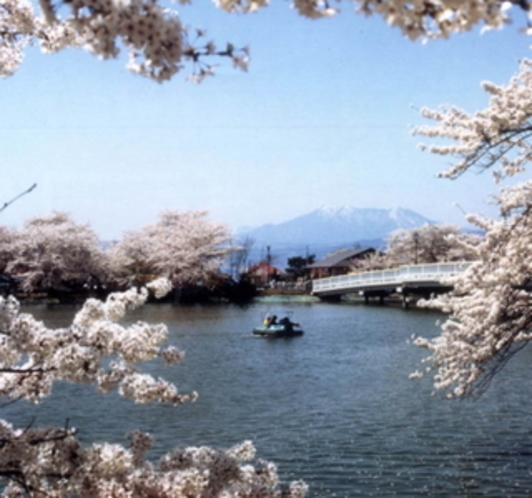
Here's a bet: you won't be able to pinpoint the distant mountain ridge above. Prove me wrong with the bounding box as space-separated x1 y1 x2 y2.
238 206 434 247
236 206 436 267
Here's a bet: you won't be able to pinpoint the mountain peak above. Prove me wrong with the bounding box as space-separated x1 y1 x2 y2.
238 206 435 247
315 205 423 223
317 205 358 218
388 206 404 219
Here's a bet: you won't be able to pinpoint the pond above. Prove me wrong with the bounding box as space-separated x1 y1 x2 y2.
5 301 532 496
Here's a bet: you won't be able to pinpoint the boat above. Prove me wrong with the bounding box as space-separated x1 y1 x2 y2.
253 315 304 338
252 323 304 338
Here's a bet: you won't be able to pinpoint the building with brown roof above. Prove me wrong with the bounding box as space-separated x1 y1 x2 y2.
307 247 376 279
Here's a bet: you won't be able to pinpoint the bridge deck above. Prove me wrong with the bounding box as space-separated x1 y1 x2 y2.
311 262 471 297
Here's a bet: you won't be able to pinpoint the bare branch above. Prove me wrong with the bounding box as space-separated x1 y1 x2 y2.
0 183 37 214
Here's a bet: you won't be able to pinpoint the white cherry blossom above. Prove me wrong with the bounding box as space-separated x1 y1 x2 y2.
5 212 107 294
355 224 480 271
108 210 235 288
414 59 532 182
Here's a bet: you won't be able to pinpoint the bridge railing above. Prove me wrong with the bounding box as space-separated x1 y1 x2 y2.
312 262 473 295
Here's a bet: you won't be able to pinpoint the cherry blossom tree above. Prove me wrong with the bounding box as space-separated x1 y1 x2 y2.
108 210 234 289
6 212 108 295
410 58 532 398
0 185 37 277
2 0 531 82
386 224 480 266
0 226 17 275
0 278 308 496
354 224 480 271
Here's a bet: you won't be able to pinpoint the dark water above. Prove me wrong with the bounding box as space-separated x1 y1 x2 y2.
5 302 532 497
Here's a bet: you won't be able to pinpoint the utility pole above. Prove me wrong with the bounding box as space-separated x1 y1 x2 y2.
413 232 419 265
266 245 271 284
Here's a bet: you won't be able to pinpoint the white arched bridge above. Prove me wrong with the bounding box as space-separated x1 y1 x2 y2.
311 262 472 303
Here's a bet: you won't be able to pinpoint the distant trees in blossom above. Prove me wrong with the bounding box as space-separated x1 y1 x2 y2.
0 226 16 275
4 212 107 294
107 211 234 289
0 210 237 297
355 224 480 271
386 224 481 265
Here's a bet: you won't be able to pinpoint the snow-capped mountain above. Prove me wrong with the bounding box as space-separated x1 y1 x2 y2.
238 206 434 247
235 206 435 265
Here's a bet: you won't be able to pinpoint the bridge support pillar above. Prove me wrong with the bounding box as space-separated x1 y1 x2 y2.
318 294 342 302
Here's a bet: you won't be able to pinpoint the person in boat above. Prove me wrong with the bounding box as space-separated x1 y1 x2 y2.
263 315 278 327
279 316 294 331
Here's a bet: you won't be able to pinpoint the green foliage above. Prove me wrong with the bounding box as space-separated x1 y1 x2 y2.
286 255 315 278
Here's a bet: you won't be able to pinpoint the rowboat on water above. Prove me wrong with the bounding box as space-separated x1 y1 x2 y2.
252 314 304 338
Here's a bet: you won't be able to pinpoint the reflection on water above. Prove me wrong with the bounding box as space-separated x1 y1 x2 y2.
6 302 532 496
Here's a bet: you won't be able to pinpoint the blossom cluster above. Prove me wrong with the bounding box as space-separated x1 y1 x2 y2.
356 0 523 40
60 0 187 81
107 210 235 288
208 0 530 34
0 278 187 403
0 0 250 81
0 420 309 496
0 0 36 77
414 58 532 181
356 223 480 272
4 212 106 293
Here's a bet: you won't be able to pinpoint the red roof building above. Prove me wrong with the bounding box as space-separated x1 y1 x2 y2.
244 261 284 287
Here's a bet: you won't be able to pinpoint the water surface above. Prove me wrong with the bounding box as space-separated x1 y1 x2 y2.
6 302 532 496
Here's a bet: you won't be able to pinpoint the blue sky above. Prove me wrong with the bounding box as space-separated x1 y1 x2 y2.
1 2 531 240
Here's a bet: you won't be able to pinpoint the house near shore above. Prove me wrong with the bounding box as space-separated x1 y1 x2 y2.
307 247 376 279
244 261 284 287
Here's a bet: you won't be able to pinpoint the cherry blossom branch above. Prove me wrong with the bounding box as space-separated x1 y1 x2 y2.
415 60 532 181
413 182 532 398
449 127 532 180
467 316 531 398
